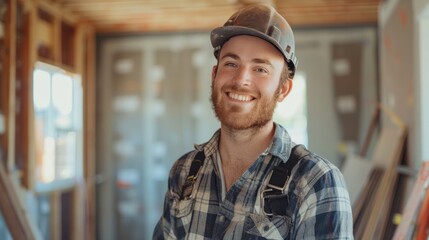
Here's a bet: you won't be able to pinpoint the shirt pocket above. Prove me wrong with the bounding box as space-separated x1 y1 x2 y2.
244 213 292 240
169 196 195 236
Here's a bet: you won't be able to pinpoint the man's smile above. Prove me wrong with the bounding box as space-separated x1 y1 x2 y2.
226 92 255 102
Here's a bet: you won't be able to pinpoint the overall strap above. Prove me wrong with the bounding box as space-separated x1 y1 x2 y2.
181 150 206 200
262 144 310 216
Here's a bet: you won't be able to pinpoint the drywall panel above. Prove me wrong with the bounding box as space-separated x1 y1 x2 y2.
380 0 416 164
295 27 377 166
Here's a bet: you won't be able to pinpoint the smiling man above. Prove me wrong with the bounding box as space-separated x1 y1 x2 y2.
153 4 353 240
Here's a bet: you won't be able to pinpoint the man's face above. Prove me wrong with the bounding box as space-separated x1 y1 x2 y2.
211 35 292 130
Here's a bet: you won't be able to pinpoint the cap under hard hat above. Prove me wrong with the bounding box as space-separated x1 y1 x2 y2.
210 4 298 79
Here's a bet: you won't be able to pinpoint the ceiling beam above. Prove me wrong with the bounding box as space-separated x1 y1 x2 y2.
55 0 380 33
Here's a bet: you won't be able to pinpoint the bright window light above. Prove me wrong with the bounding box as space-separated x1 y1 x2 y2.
32 62 83 191
33 69 51 110
41 136 55 183
52 73 73 115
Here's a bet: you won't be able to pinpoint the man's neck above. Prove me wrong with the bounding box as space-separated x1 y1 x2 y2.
219 121 276 165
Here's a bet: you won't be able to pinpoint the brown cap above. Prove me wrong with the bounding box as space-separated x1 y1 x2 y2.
210 4 298 78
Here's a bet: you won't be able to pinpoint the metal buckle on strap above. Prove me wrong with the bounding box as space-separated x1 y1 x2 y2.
261 188 274 217
261 170 290 217
266 170 289 192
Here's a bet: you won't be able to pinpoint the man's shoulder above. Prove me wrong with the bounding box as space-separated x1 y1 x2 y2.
291 147 345 190
166 150 202 189
300 150 339 174
171 150 201 174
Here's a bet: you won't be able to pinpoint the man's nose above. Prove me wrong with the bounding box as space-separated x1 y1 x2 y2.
233 67 251 86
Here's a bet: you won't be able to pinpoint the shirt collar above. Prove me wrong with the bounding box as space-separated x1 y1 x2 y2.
194 123 294 163
267 123 295 162
194 129 220 158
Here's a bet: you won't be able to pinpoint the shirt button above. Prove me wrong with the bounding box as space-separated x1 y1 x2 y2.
263 225 270 232
219 215 225 222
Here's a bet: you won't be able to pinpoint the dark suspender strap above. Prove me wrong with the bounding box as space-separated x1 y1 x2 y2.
181 150 206 200
267 154 301 191
263 144 310 216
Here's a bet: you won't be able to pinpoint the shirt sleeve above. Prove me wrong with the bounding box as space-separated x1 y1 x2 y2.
152 164 180 240
153 152 193 240
153 190 175 240
293 167 354 239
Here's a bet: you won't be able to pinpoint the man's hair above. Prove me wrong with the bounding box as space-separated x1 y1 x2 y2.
280 63 290 85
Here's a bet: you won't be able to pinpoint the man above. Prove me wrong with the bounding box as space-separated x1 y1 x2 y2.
153 4 353 239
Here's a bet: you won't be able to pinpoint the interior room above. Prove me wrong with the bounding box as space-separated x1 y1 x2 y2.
1 0 429 239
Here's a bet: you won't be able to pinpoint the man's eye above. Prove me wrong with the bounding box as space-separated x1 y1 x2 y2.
255 67 268 73
225 62 237 67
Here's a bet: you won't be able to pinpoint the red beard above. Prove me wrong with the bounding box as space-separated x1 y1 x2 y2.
211 82 281 130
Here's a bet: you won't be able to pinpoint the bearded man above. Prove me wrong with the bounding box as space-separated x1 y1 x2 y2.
153 4 353 239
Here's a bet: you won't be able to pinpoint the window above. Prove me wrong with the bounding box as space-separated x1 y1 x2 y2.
33 62 83 192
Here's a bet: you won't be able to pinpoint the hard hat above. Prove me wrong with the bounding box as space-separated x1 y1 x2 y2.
210 4 298 78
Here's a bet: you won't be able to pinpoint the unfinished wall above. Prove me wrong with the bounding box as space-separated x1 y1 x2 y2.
295 28 378 166
413 0 429 163
96 33 217 240
379 0 429 166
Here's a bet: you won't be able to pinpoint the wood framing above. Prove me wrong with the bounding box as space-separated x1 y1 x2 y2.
50 192 61 240
19 1 36 190
83 24 96 240
73 21 96 240
0 162 36 239
0 1 8 164
58 0 381 33
2 0 96 239
1 0 17 171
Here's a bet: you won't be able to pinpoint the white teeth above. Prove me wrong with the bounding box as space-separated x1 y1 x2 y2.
228 93 252 102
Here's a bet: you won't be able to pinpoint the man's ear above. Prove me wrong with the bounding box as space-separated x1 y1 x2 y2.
211 65 218 82
277 78 293 102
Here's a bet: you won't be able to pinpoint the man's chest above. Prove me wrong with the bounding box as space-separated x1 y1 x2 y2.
173 165 294 239
173 189 293 239
221 160 253 192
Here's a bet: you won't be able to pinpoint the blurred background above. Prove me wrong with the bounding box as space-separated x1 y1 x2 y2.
0 0 429 239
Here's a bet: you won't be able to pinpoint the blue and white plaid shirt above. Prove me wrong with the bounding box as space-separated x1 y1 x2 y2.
153 123 353 239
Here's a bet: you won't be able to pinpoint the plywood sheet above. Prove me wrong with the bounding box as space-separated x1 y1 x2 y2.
341 154 374 205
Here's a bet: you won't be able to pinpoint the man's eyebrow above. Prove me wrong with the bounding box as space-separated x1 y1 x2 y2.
220 53 240 60
253 58 275 69
220 53 275 68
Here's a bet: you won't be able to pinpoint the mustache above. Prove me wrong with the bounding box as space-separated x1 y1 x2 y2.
222 84 255 95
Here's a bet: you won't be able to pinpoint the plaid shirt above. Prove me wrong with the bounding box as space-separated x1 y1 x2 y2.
153 123 353 239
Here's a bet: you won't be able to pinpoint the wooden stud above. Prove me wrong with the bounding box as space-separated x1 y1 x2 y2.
50 191 61 240
72 184 84 240
53 13 61 65
0 160 36 239
1 0 17 172
0 1 8 165
72 22 85 238
74 23 84 74
84 25 97 240
19 0 36 190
